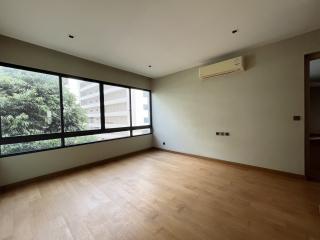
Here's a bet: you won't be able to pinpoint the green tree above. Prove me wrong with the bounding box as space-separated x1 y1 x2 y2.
0 66 94 155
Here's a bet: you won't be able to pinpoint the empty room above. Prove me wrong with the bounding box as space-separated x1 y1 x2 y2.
1 0 320 239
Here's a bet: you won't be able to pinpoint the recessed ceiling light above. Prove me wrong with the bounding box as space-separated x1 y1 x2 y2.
232 29 239 34
148 65 152 68
68 34 75 39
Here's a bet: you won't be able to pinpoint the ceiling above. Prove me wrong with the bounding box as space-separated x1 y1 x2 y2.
0 0 320 78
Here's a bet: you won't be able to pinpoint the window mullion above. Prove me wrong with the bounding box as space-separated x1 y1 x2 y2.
100 83 105 130
59 76 65 147
129 88 133 137
149 91 153 134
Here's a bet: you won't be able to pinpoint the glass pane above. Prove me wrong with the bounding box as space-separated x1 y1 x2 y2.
132 128 151 136
104 85 130 128
310 59 320 134
65 131 130 146
63 78 101 132
0 66 61 137
131 89 150 126
1 139 61 155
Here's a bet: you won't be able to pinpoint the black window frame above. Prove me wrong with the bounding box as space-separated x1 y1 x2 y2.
0 62 152 158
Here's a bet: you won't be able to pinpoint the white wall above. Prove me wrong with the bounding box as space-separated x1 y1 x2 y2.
0 35 152 186
152 29 320 175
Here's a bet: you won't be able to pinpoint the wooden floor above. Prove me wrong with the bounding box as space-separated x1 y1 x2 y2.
1 150 320 240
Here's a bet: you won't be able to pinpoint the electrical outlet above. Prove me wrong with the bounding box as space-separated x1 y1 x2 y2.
216 132 230 136
293 115 301 121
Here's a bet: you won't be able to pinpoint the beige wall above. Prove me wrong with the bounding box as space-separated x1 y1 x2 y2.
152 29 320 175
0 136 152 186
0 35 152 186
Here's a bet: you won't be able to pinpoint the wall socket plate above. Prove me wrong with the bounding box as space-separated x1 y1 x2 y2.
293 115 301 121
216 132 230 136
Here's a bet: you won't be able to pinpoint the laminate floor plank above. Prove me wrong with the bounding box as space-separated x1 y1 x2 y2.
1 150 320 240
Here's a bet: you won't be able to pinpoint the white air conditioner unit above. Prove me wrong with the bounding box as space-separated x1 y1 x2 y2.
199 56 244 79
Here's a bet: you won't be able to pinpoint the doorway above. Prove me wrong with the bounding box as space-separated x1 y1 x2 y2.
305 52 320 180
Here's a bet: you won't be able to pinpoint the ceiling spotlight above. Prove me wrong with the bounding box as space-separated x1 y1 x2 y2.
232 29 239 34
68 34 75 39
148 65 152 68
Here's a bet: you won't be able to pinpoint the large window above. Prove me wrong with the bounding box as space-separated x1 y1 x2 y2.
1 139 61 155
130 89 151 136
63 77 101 131
65 131 130 146
133 128 151 136
104 85 130 128
0 66 61 137
131 89 151 126
0 63 152 157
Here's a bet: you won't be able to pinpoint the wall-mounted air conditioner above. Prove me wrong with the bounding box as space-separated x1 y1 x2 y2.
199 56 244 79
